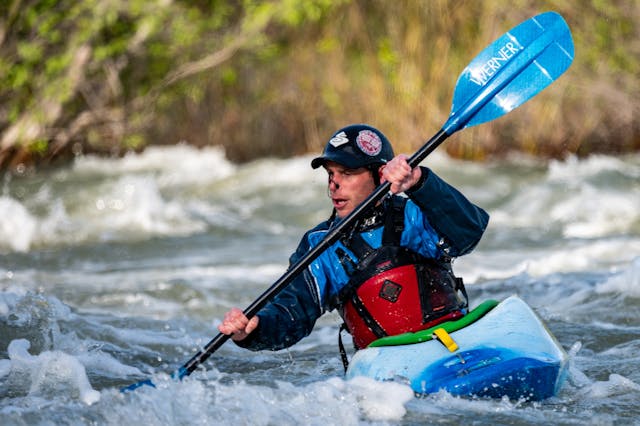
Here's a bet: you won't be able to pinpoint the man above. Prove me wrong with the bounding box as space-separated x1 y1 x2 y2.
219 124 489 354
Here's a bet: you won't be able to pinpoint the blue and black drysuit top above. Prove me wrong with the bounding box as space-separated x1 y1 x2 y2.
236 167 489 351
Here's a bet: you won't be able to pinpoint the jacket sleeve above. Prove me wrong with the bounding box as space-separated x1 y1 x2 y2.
405 166 489 257
234 233 323 352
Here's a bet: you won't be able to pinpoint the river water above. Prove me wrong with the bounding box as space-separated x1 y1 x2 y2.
1 145 639 425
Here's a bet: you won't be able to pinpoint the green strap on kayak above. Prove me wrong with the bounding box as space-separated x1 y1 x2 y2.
367 299 499 348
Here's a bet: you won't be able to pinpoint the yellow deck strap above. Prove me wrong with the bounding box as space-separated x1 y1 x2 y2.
432 328 458 352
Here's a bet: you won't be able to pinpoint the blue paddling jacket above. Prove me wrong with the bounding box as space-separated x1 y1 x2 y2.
236 167 489 351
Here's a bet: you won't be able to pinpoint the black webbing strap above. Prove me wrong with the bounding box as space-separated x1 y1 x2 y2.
335 247 357 277
338 323 350 372
455 276 469 307
340 232 374 263
381 196 406 245
416 264 433 323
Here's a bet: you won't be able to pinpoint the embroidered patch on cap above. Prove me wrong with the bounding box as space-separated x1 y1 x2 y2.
356 130 382 156
329 131 350 147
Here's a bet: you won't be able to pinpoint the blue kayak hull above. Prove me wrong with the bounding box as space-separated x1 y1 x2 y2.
345 295 568 401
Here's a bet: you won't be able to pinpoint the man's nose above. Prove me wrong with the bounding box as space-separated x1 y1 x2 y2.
328 175 340 190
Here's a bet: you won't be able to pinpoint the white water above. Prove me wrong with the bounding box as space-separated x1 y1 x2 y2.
1 146 639 425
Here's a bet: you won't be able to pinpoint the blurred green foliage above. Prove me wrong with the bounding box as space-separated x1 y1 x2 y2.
0 0 638 170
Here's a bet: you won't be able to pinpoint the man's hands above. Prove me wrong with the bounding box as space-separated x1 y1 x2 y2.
218 308 259 342
380 154 422 194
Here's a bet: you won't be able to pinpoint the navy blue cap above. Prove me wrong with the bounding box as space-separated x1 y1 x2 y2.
311 124 394 169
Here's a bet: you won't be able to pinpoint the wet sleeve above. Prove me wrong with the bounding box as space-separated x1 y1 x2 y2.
405 167 489 256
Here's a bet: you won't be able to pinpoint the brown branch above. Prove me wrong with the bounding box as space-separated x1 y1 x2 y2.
161 33 250 88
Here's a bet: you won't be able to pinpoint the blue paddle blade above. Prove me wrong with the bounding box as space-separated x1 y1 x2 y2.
443 11 574 134
120 378 156 393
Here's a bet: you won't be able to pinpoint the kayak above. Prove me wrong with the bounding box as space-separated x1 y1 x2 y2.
345 295 569 401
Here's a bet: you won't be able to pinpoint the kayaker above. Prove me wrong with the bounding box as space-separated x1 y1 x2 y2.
218 124 489 358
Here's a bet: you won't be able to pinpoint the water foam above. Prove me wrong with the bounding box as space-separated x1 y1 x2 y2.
72 144 236 185
596 257 640 297
580 373 640 399
0 145 240 253
550 185 638 238
88 174 207 239
1 289 145 394
0 196 37 252
346 376 414 421
1 176 210 253
548 154 640 181
111 372 413 424
1 339 100 405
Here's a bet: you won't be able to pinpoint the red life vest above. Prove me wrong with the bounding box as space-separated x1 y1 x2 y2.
335 199 468 349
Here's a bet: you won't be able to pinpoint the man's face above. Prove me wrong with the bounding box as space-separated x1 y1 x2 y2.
324 161 376 218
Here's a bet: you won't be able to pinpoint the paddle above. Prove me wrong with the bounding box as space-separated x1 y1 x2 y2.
121 11 574 392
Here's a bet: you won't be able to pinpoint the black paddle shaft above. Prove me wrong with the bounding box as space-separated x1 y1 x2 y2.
178 129 449 378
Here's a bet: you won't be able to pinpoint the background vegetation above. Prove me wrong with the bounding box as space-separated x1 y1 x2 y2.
1 0 638 171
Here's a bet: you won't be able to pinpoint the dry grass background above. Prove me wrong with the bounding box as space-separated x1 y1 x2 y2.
1 0 638 170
